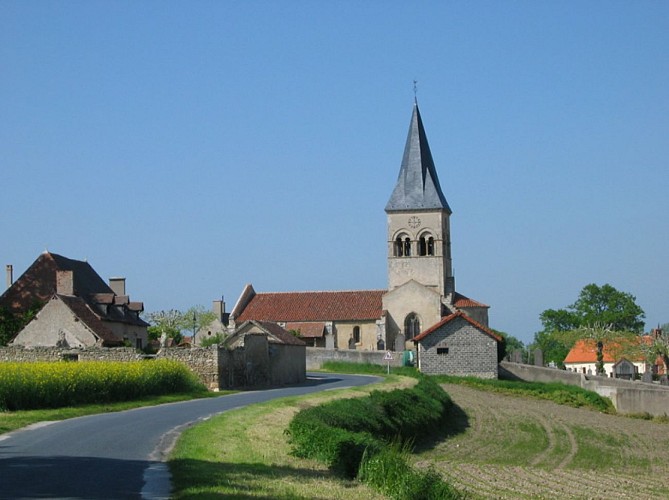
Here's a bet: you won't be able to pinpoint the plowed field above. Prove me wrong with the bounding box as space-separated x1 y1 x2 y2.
415 384 669 499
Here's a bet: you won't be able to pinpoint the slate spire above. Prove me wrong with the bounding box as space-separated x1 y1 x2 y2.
385 102 451 213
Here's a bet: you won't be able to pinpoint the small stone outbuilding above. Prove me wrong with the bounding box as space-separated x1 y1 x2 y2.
413 311 500 378
220 320 306 389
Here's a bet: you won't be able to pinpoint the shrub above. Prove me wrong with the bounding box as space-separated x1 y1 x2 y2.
286 374 454 479
359 443 462 499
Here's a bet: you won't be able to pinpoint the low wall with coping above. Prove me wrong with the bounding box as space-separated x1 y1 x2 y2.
0 345 302 391
306 347 404 370
500 361 669 417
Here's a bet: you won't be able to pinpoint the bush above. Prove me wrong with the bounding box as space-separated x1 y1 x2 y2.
359 443 462 499
286 374 454 479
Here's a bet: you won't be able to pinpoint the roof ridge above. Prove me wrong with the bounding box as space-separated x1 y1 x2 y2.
253 289 386 295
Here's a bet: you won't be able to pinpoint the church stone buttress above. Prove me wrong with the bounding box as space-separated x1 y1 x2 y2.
385 102 455 298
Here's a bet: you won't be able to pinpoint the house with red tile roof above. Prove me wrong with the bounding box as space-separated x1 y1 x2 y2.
563 336 656 378
229 102 498 376
1 251 148 348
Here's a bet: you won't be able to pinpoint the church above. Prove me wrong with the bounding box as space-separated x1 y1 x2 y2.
228 101 500 375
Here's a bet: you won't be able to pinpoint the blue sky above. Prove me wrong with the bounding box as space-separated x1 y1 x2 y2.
2 1 667 345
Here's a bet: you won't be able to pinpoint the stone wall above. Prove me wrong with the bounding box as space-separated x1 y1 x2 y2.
500 361 669 417
0 343 303 392
306 347 404 370
156 347 219 390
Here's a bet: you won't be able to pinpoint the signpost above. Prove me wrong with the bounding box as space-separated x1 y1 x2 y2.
383 351 393 374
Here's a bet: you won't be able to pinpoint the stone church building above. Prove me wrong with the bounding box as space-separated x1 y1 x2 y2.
229 102 498 367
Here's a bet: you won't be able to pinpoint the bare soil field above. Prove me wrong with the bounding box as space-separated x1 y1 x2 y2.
415 384 669 499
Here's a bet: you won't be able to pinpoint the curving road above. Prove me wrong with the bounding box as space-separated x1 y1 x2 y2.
0 372 380 500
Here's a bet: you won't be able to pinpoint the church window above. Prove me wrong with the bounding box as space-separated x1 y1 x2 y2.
419 234 435 256
353 326 361 344
404 237 411 256
394 237 404 257
395 234 412 257
437 347 449 355
405 313 420 339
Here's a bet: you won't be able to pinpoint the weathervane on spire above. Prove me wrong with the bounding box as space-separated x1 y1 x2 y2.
413 80 418 102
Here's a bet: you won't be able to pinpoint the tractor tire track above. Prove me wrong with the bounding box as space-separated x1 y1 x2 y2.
414 383 669 499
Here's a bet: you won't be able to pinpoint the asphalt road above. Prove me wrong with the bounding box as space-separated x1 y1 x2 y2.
0 372 381 500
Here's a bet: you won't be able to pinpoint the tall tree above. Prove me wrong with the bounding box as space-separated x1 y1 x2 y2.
539 283 645 334
533 283 646 366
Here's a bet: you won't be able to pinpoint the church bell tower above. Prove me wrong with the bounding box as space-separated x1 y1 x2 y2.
385 102 455 298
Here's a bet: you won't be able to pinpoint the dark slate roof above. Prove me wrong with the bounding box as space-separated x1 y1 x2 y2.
235 290 385 322
385 102 451 213
0 251 147 328
0 252 114 314
57 295 124 346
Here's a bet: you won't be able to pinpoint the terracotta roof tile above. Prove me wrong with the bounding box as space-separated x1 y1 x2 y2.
413 311 501 343
453 292 489 309
285 322 326 338
236 290 385 322
254 321 306 346
563 337 650 364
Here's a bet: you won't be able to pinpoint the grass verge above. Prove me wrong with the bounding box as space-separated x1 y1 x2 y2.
431 374 615 413
169 376 416 499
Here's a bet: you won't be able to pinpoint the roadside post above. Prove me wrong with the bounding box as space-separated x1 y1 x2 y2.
383 351 393 375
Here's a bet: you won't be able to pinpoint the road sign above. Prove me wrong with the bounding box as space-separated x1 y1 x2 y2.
383 351 393 361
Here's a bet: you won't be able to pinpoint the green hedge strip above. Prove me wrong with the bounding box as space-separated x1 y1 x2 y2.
285 375 460 497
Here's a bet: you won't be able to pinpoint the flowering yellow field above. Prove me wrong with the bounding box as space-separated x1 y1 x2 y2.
0 360 205 411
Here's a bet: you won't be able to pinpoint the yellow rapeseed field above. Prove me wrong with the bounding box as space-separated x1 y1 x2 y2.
0 359 204 411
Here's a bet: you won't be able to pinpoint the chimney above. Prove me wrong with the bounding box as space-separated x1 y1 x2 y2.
6 265 12 290
109 277 126 296
213 297 226 322
56 270 74 295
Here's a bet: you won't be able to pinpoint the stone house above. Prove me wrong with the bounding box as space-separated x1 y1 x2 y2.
221 320 306 388
412 311 501 378
227 101 498 376
1 251 148 348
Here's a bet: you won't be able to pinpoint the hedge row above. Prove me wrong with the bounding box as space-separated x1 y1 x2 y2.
285 376 453 479
0 359 206 411
359 443 462 500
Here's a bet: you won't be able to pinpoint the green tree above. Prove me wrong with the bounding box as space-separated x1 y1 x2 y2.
0 302 43 346
570 284 645 332
494 329 525 362
533 284 646 366
531 330 575 366
200 333 226 347
145 309 188 345
144 306 218 346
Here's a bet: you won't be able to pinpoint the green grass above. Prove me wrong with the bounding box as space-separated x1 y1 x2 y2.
432 374 615 413
169 377 416 499
319 360 419 378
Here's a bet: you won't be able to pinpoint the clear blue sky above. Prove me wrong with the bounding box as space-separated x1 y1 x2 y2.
2 1 667 345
